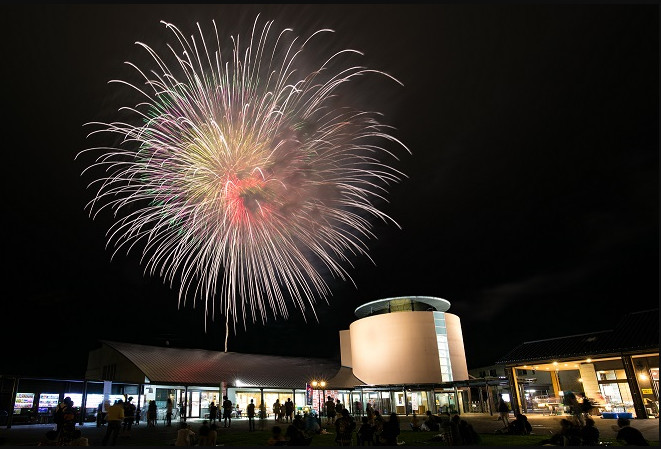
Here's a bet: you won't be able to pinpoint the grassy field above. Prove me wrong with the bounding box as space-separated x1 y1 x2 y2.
213 429 660 446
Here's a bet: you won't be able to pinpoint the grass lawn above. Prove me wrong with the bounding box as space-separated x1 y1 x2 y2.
213 429 660 446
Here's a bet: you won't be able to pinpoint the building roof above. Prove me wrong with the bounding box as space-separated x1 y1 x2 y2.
326 366 368 390
101 340 340 388
495 309 659 365
354 296 450 318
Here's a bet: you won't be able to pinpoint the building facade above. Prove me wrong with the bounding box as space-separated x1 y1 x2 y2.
338 296 470 414
496 309 659 420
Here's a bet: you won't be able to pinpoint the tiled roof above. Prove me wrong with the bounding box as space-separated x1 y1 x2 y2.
102 340 340 388
326 366 368 390
495 309 659 365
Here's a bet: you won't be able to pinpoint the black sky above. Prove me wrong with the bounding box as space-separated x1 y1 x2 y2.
2 4 658 379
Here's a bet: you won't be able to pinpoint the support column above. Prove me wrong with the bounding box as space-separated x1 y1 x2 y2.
184 386 188 422
519 383 527 413
453 386 460 415
430 388 436 414
403 386 408 416
506 367 521 416
478 387 485 413
550 370 561 399
486 383 494 416
79 380 88 426
360 390 364 416
137 384 143 415
467 388 472 413
260 388 265 419
7 377 19 429
622 354 648 419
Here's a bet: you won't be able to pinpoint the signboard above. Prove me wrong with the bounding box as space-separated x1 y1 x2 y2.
412 393 419 411
38 393 60 408
305 384 313 406
641 388 653 395
85 394 104 409
65 394 83 407
14 393 34 409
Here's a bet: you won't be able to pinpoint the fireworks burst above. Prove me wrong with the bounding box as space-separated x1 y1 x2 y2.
78 16 409 339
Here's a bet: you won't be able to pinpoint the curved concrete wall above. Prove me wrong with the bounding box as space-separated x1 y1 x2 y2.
445 313 469 381
349 311 442 384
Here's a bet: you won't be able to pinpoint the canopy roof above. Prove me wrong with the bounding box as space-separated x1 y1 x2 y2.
101 340 342 388
354 296 451 318
496 309 659 365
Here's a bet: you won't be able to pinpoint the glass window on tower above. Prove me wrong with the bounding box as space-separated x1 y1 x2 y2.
433 311 453 381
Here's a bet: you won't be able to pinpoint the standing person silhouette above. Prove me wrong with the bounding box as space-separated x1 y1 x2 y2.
166 398 173 427
122 397 136 433
497 394 510 427
148 400 157 427
273 399 281 423
102 399 124 446
285 398 294 423
247 399 256 432
134 403 141 426
208 401 218 424
222 395 233 428
325 396 337 425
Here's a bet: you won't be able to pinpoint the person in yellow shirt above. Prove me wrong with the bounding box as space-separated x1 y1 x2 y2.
102 399 125 446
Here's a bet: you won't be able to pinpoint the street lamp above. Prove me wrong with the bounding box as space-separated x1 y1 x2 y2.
310 380 326 420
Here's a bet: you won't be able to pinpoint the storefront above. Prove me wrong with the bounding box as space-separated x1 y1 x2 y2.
497 310 659 419
435 389 459 414
231 388 306 417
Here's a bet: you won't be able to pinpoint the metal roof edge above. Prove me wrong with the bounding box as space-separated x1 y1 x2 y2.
519 329 613 345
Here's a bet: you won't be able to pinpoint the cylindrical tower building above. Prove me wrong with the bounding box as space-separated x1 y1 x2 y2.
339 296 468 385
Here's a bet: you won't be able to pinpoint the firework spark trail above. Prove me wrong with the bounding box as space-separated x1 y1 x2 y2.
78 16 410 341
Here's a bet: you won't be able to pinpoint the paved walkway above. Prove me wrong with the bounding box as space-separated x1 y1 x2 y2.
0 413 657 446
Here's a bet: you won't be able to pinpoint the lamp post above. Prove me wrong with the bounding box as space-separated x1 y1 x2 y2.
310 380 326 420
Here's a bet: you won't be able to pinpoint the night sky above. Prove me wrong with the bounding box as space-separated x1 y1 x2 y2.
2 4 658 379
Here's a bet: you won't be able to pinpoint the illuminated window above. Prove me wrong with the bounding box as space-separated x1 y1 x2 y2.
433 311 453 381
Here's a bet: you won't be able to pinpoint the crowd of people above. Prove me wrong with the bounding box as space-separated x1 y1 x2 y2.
33 393 653 447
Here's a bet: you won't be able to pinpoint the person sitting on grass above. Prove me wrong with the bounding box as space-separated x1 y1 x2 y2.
421 410 440 431
357 416 375 446
381 413 400 446
37 430 59 446
197 420 210 446
539 418 581 446
175 421 196 446
304 412 320 435
335 408 357 446
580 418 600 446
410 411 421 431
286 421 310 446
458 419 480 445
267 425 287 446
615 417 649 446
497 412 532 435
207 423 218 447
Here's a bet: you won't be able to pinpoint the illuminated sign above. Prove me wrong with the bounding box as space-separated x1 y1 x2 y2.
38 394 60 408
305 384 313 406
85 394 104 409
65 394 83 407
14 393 34 409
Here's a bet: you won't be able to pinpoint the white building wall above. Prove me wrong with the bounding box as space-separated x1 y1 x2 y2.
445 313 469 381
339 330 352 368
349 311 442 385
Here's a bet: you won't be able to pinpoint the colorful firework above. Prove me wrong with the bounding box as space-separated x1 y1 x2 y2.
78 16 409 337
